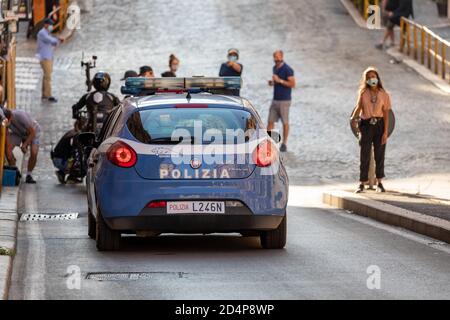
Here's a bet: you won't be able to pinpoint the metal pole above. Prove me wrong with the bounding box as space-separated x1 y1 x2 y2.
413 24 418 60
428 31 432 69
435 38 439 75
442 43 447 80
421 27 425 65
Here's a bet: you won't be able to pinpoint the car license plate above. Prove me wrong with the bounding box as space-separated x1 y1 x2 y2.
167 201 225 214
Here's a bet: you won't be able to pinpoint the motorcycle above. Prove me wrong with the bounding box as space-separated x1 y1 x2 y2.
52 55 100 184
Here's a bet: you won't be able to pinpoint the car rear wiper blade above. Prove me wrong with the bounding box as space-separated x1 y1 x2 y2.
150 136 196 144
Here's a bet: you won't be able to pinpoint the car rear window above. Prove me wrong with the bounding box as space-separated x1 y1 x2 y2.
127 107 258 145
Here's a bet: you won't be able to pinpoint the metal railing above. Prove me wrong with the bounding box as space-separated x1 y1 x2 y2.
400 17 450 81
351 0 380 20
0 32 17 196
0 122 6 194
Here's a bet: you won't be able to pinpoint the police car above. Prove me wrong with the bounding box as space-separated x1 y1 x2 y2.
85 77 289 251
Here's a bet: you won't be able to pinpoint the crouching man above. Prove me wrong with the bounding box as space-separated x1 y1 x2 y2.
51 120 83 184
3 108 41 184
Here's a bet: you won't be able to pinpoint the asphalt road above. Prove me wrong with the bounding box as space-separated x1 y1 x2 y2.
8 181 450 300
8 0 450 299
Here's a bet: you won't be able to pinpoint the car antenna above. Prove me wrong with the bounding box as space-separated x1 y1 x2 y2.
186 91 192 102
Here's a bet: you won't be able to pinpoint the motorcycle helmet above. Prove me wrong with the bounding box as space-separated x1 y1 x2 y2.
92 72 111 91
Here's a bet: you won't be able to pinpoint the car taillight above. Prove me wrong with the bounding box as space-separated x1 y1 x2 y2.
253 140 278 167
107 141 137 168
147 201 167 208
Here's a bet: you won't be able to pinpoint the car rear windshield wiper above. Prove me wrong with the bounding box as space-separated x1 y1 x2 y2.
150 136 196 145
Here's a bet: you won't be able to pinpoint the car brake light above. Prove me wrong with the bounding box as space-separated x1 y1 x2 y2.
147 201 167 208
107 141 137 168
253 140 277 167
175 104 208 108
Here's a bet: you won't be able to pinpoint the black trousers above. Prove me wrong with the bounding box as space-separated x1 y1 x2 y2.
359 119 386 182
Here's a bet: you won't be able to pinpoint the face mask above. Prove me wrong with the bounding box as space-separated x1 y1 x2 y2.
228 55 238 62
367 78 379 87
47 25 54 32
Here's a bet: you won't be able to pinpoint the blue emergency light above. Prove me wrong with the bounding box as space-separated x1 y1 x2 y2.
121 77 242 95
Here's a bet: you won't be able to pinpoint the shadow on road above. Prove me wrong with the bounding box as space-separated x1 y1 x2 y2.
115 234 270 253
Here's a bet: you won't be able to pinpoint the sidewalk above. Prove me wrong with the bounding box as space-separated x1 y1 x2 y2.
323 184 450 244
0 151 23 299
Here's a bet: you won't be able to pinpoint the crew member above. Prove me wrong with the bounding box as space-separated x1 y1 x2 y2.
37 18 63 103
3 108 41 184
51 120 83 184
72 72 120 134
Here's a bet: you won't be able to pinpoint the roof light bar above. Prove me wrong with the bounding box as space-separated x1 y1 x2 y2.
121 77 242 95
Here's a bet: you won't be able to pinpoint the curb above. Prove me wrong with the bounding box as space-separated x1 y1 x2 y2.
0 187 20 300
340 0 367 29
386 47 450 95
323 190 450 243
0 150 23 300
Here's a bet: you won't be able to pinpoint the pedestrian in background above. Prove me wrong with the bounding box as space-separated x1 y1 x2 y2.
121 70 138 81
37 18 63 103
161 54 180 77
139 65 154 78
267 50 296 153
219 48 243 77
351 67 392 194
219 48 243 96
3 108 41 184
376 0 413 50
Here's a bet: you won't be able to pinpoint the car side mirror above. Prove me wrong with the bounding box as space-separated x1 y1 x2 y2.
267 130 281 144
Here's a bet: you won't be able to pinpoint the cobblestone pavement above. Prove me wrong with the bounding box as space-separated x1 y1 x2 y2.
14 0 450 187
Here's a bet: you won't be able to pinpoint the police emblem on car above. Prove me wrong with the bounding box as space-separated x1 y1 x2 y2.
190 158 202 169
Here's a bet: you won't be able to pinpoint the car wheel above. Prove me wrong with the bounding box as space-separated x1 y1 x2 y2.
96 208 121 251
88 209 96 239
260 215 287 249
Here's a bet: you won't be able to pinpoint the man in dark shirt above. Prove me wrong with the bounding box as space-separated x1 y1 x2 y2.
219 48 243 96
268 50 296 152
376 0 413 49
51 121 82 184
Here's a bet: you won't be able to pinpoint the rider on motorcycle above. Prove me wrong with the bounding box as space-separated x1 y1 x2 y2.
72 72 120 135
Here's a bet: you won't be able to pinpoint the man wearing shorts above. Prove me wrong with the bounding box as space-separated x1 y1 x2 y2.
3 108 41 184
376 0 413 50
268 50 296 152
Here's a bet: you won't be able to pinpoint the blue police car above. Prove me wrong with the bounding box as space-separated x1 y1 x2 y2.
86 77 289 251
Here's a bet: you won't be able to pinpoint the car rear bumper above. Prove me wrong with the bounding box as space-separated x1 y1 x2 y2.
105 214 285 233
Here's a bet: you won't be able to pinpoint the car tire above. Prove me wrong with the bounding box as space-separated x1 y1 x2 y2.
88 209 96 239
260 215 287 249
96 208 121 251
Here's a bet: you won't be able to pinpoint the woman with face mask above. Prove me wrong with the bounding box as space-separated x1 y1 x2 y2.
161 54 180 77
351 67 392 194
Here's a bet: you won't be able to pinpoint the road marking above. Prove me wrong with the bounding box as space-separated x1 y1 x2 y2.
20 212 79 222
335 209 450 254
20 186 47 300
15 57 41 91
